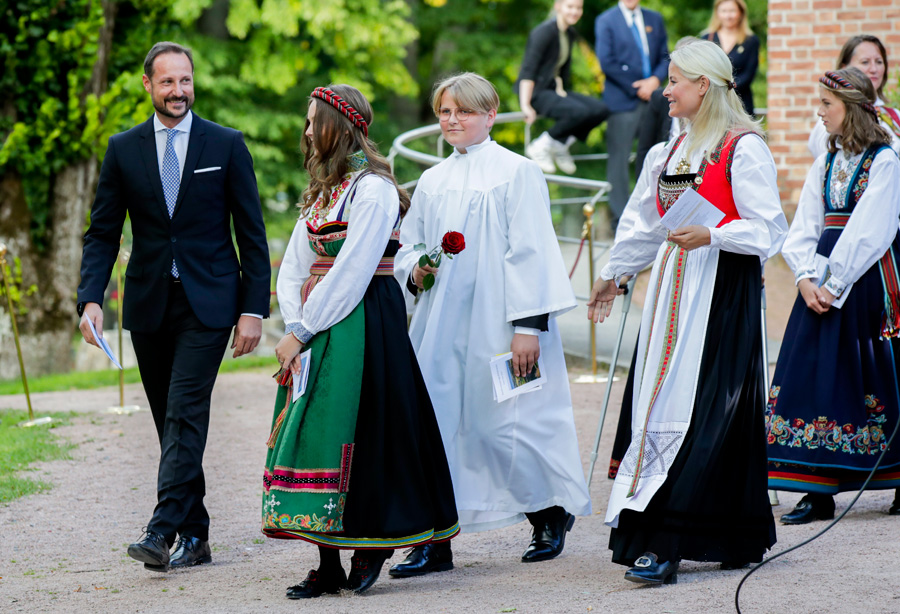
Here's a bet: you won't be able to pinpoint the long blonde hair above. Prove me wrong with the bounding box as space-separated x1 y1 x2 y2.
671 38 763 162
706 0 753 44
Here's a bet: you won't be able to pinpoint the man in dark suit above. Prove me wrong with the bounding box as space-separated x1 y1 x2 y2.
77 42 270 572
595 0 669 229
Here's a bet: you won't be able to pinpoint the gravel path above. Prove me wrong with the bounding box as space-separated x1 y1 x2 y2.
2 368 899 614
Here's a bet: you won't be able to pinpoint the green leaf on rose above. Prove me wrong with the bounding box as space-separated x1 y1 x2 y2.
413 243 426 251
423 273 435 291
419 254 430 268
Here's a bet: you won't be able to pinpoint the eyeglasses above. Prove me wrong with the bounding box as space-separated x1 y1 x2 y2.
438 107 478 122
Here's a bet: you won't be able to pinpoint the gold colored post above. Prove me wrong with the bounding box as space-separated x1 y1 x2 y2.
0 244 51 427
107 240 140 415
582 204 597 376
0 242 32 420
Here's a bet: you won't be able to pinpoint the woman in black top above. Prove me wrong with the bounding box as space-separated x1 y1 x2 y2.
518 0 608 174
704 0 759 116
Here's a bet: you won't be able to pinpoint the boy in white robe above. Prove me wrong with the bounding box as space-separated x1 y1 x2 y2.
390 73 591 577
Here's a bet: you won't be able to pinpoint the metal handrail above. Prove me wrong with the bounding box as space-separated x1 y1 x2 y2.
389 111 613 196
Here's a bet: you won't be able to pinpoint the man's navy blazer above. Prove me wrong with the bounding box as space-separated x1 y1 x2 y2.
77 113 271 333
594 6 669 113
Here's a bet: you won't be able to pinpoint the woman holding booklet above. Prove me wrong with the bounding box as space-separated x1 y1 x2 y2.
766 68 900 524
588 38 786 585
263 84 459 599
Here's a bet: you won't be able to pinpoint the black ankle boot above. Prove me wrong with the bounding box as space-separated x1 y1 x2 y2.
286 567 347 599
780 493 835 525
347 549 392 593
389 542 453 577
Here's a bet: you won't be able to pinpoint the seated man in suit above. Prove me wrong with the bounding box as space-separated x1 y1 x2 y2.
595 0 669 230
77 41 271 573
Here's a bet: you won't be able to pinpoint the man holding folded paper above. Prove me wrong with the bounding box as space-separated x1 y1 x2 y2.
76 42 270 573
587 39 786 585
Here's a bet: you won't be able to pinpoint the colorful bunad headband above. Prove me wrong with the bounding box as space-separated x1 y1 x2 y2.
819 71 878 117
311 87 369 137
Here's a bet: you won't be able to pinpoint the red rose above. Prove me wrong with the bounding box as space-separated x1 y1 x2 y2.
441 231 465 255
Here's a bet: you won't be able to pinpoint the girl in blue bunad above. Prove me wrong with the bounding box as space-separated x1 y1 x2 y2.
767 67 900 525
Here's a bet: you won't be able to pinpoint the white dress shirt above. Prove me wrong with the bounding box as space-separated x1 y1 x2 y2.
618 1 649 57
152 110 192 180
153 110 262 320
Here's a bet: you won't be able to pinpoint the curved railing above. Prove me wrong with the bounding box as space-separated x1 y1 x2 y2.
388 111 614 300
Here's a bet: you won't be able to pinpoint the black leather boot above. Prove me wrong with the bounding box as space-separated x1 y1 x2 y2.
521 507 575 563
780 493 835 525
389 542 454 577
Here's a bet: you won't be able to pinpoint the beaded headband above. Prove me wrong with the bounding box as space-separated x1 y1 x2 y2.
819 71 878 117
311 87 369 137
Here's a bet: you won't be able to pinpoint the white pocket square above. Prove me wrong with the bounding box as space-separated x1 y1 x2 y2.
194 166 222 174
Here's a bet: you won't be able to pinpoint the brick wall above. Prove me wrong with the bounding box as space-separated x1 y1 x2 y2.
767 0 900 216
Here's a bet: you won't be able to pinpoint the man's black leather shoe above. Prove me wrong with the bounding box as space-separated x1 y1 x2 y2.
169 536 212 568
389 542 453 578
624 552 678 585
521 510 575 563
127 528 169 572
347 550 392 594
780 494 835 525
286 568 348 599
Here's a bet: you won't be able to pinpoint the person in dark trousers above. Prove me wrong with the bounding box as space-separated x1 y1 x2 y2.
595 0 669 230
519 0 608 175
77 41 271 573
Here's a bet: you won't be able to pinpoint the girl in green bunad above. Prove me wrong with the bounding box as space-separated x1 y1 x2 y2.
264 84 459 599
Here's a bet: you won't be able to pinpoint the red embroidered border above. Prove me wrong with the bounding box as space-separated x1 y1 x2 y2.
628 246 687 497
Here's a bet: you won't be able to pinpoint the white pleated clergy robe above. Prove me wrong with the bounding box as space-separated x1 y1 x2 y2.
395 138 592 532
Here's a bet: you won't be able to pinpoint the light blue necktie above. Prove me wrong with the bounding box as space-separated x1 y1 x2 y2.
161 128 180 277
630 12 651 79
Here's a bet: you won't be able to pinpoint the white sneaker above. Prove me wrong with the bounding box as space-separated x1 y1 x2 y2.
549 137 576 174
525 133 557 174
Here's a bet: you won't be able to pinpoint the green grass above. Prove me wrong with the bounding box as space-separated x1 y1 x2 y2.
0 410 74 503
0 355 276 396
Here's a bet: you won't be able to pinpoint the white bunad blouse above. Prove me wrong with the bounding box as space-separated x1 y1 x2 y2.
783 146 900 298
277 173 400 342
599 130 787 527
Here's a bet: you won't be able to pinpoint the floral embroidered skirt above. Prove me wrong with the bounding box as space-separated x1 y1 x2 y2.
609 252 776 565
262 276 460 549
767 230 900 494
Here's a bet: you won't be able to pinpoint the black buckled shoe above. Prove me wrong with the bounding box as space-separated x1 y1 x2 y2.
889 489 900 515
780 494 835 525
127 528 170 572
347 550 392 594
389 542 454 578
169 536 212 568
624 552 678 585
521 511 575 563
286 568 348 599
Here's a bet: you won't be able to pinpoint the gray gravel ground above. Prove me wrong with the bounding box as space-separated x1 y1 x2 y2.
2 368 899 614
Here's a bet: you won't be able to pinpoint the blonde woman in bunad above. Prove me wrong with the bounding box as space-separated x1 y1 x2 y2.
263 85 459 599
767 68 900 525
588 38 786 585
808 35 900 160
390 73 591 578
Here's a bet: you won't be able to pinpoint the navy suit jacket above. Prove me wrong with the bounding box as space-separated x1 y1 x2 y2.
77 113 271 333
595 6 669 113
